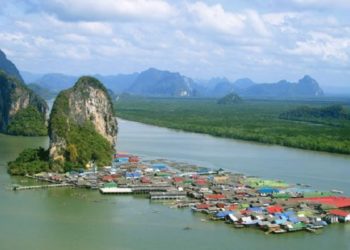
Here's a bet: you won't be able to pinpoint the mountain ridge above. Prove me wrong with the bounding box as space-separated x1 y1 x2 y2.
21 68 325 99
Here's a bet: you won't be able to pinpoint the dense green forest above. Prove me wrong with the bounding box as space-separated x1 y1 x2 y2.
115 97 350 154
7 106 47 136
8 147 50 175
279 104 350 126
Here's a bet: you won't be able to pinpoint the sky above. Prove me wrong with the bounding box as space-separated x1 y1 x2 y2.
0 0 349 93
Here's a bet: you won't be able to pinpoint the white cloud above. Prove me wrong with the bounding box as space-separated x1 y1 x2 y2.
246 10 270 37
0 0 350 89
41 0 176 21
187 2 246 36
263 12 300 26
287 32 350 62
291 0 350 9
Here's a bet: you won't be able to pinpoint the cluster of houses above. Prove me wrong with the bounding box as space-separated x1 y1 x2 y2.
33 152 350 235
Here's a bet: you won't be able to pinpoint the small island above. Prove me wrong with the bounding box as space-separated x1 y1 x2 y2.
8 76 117 174
217 92 243 105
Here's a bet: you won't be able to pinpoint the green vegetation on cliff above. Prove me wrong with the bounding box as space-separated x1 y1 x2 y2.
62 122 114 169
116 97 350 154
0 70 48 136
7 147 49 175
7 106 47 136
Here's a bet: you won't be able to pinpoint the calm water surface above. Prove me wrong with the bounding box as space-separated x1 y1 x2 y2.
0 119 349 250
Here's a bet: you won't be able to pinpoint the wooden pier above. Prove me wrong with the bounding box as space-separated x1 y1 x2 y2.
150 191 187 200
12 183 74 191
132 187 171 194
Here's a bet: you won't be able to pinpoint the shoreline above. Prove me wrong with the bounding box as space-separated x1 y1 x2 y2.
116 116 350 156
10 154 350 235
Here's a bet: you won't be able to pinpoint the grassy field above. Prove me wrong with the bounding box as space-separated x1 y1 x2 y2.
115 97 350 154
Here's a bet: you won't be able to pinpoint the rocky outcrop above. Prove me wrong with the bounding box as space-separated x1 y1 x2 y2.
217 92 243 105
49 76 117 167
0 50 48 134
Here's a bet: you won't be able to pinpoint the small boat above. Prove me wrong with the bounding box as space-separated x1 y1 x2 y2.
306 228 317 233
331 189 344 194
307 224 324 230
272 229 287 234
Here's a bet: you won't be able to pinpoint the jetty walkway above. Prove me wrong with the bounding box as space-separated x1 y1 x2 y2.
12 183 74 191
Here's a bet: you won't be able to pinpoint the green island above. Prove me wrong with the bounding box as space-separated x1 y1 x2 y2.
7 147 49 175
8 76 117 175
115 97 350 154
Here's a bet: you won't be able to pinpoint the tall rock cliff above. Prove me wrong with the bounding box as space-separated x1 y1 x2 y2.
0 50 48 135
49 76 117 168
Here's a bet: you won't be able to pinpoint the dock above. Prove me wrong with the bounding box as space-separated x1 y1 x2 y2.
12 183 74 191
132 186 171 194
150 191 187 200
100 186 172 194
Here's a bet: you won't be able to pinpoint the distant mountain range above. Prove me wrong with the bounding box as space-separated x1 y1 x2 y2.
21 68 324 99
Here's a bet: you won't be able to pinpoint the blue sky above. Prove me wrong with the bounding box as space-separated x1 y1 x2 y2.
0 0 349 92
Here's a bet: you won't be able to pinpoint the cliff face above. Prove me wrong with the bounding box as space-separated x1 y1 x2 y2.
49 76 117 167
0 72 48 134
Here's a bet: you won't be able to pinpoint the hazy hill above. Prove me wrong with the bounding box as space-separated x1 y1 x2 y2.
36 73 78 92
210 75 324 98
233 78 255 90
241 75 324 98
21 68 325 99
22 72 139 95
94 73 139 94
128 68 195 97
211 78 234 97
27 83 57 100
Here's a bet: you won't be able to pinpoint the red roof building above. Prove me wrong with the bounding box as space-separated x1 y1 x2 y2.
196 204 211 209
173 177 184 183
129 156 139 163
266 205 283 214
101 175 115 182
216 203 225 208
227 204 238 211
329 209 350 217
140 177 151 184
204 194 226 201
195 179 208 186
292 196 350 208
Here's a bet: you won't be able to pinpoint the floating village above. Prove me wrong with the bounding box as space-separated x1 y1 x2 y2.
12 153 350 235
